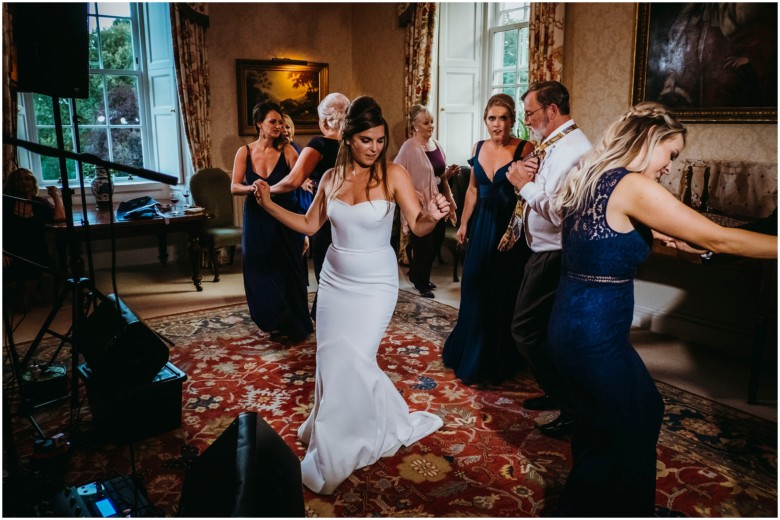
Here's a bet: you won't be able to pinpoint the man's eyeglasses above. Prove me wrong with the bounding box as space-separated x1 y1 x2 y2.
524 105 547 118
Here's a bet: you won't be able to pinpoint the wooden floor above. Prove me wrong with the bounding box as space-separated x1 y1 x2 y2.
7 249 777 422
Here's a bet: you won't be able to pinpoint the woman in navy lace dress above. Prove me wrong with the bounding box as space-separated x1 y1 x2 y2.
548 102 777 516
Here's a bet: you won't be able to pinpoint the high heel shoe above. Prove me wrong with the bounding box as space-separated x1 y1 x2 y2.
418 289 435 298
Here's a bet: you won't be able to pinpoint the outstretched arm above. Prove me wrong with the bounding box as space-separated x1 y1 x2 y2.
616 174 777 259
254 169 331 236
271 147 322 194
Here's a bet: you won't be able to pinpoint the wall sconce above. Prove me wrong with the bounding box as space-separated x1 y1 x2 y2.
271 57 308 65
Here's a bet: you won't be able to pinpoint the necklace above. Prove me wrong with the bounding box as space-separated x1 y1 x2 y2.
414 135 433 152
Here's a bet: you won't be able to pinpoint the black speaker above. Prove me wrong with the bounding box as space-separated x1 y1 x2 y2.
177 412 305 518
80 294 169 391
12 3 90 99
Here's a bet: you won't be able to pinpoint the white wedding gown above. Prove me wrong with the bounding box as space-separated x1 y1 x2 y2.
299 198 444 495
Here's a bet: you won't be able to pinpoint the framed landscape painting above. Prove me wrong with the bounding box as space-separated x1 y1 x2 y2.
632 3 777 123
237 59 329 135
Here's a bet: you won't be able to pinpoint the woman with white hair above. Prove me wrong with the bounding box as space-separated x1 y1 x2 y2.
271 92 350 320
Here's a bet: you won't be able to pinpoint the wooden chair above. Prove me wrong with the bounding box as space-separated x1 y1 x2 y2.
190 168 243 282
440 165 470 282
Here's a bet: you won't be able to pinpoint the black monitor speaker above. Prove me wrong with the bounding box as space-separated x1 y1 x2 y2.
12 3 90 99
177 412 305 517
79 294 169 391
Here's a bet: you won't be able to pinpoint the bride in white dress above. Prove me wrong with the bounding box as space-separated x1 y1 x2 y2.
254 96 449 495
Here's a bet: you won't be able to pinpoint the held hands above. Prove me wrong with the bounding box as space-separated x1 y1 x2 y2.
253 179 271 207
653 231 708 255
506 156 539 192
301 178 316 193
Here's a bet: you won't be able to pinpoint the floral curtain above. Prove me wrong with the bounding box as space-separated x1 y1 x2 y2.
3 4 18 179
397 2 437 264
400 3 437 138
528 3 565 83
170 3 212 172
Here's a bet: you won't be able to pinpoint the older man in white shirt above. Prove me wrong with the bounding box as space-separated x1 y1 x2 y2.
506 81 592 438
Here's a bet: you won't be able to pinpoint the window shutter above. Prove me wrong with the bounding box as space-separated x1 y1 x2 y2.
436 3 483 166
143 3 182 180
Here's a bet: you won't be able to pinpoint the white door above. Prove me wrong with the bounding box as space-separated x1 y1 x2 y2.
436 3 483 166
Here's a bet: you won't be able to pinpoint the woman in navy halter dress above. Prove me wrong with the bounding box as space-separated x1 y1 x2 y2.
547 102 777 516
442 94 534 385
231 102 312 340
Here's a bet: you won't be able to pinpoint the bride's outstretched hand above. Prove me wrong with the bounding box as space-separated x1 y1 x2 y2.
254 180 271 206
428 193 450 221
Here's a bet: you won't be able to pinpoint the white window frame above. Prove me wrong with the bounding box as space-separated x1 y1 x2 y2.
484 2 531 138
16 3 180 200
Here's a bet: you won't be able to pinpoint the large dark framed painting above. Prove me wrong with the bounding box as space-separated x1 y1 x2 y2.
237 60 329 136
632 3 777 123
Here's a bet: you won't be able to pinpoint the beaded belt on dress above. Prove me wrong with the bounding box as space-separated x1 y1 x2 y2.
564 271 631 284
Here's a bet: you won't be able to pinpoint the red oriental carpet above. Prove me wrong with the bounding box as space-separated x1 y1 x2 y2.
7 291 777 516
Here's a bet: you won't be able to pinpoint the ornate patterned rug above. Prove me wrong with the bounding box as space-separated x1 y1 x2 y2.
8 291 777 517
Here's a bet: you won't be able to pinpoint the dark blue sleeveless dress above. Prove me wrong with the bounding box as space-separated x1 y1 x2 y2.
242 146 313 339
548 168 664 516
442 140 530 385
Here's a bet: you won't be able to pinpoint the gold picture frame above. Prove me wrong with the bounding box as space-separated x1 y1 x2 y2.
631 3 777 123
236 59 329 136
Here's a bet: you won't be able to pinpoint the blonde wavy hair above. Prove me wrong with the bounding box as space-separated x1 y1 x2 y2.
556 101 686 215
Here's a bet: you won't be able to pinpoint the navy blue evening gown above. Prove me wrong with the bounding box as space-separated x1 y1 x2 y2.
242 145 313 339
442 140 530 385
548 168 664 516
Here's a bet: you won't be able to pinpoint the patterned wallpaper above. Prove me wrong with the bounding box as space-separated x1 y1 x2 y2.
205 3 776 178
564 3 777 169
350 4 407 158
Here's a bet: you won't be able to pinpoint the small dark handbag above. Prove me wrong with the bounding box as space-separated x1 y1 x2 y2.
117 196 160 220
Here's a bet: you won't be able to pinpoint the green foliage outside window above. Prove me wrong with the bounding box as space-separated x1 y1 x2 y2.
29 9 141 183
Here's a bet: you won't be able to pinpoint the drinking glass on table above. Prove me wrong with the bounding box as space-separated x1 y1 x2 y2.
170 189 181 215
182 186 191 208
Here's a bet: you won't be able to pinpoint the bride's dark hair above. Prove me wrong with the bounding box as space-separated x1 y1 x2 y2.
331 96 390 201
